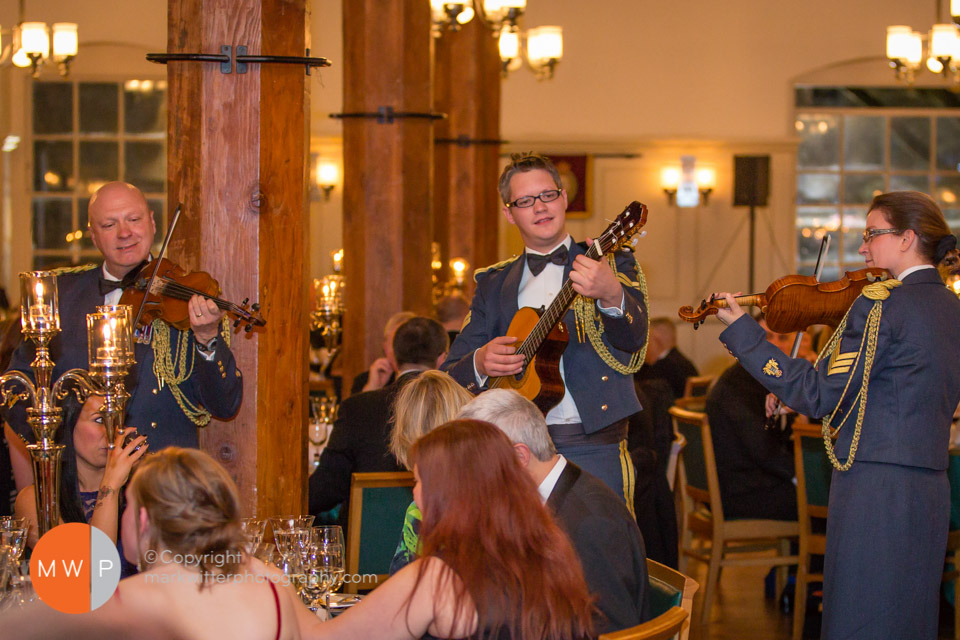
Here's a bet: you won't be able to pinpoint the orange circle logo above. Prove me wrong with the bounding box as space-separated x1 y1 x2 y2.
30 522 121 613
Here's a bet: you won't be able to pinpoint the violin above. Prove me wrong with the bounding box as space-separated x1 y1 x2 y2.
677 267 890 334
119 258 266 332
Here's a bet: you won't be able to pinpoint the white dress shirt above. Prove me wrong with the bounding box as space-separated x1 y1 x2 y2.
537 454 567 503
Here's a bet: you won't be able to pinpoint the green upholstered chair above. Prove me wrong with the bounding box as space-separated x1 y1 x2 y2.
671 406 798 625
791 421 833 640
344 471 415 594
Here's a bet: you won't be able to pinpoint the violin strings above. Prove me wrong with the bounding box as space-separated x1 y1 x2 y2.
157 279 249 318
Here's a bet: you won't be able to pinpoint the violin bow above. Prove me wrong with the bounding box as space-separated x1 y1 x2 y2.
767 234 831 430
132 203 182 333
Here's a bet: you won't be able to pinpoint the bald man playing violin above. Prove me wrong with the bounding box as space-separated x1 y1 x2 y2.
4 182 243 453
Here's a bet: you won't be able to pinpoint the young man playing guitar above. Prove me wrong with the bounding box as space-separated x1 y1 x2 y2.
442 152 648 505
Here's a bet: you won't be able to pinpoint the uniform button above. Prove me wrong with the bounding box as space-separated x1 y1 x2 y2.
221 373 227 379
152 388 158 395
235 370 241 378
601 404 608 411
150 422 157 429
601 375 608 382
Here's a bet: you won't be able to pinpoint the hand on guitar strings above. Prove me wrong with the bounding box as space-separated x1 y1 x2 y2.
475 336 526 378
568 237 623 308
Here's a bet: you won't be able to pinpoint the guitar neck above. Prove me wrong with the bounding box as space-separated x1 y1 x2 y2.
517 242 603 359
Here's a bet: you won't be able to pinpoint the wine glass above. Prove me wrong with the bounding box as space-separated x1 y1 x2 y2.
240 518 265 556
313 526 345 608
0 530 26 563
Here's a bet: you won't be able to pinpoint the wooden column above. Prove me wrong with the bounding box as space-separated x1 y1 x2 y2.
340 0 435 389
166 0 310 515
433 18 501 298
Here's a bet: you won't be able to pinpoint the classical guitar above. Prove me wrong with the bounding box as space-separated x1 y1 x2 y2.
490 201 648 415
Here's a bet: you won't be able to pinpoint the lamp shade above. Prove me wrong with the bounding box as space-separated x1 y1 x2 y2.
904 30 923 66
20 22 49 57
954 0 960 20
499 28 520 60
661 167 681 190
52 23 78 58
696 167 717 190
886 25 913 60
316 161 338 187
527 26 563 64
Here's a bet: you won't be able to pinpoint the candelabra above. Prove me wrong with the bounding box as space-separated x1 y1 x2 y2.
0 272 134 536
311 274 344 357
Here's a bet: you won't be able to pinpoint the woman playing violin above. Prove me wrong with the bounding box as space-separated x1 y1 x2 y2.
713 191 960 640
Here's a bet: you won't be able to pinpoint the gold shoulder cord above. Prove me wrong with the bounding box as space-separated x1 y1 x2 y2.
571 252 649 375
51 263 98 275
815 279 901 471
151 317 232 427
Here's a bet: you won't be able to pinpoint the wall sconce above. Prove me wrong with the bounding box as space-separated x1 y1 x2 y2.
498 24 563 79
315 160 338 201
696 167 717 205
661 167 680 206
4 18 79 78
431 0 475 36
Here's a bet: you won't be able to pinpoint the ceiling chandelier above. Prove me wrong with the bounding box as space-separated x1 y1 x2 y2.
0 1 78 78
886 0 960 84
431 0 563 80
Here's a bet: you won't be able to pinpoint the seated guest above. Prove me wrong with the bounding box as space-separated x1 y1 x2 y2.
636 317 698 399
706 318 814 521
387 370 474 574
305 420 595 640
16 394 145 576
435 292 470 345
309 317 449 531
350 310 415 395
4 447 311 639
458 389 650 634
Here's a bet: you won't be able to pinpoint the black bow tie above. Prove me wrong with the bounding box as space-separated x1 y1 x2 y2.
98 261 147 296
526 245 569 276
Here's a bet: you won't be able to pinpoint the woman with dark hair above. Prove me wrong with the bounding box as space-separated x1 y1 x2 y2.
713 190 960 639
308 419 595 640
15 393 146 576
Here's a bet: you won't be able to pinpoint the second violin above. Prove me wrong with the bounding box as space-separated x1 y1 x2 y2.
678 267 890 333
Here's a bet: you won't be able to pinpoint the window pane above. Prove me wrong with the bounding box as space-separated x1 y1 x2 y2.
32 255 77 270
936 176 960 208
125 142 165 193
943 208 960 235
124 85 166 133
842 207 866 265
797 173 839 205
890 117 930 171
843 174 884 204
33 141 73 192
797 207 839 264
843 115 884 171
146 198 165 244
33 83 72 134
937 117 960 171
32 199 73 251
889 174 930 193
79 142 119 196
79 83 118 134
797 115 840 170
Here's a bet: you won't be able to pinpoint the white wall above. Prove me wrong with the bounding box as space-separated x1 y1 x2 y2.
0 0 950 373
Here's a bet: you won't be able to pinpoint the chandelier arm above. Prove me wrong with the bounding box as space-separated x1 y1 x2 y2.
51 369 103 405
0 371 37 410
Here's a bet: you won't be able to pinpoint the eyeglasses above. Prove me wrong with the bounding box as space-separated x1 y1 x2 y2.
506 189 562 209
861 227 902 243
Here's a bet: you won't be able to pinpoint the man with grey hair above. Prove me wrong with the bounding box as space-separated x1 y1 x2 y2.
458 388 650 634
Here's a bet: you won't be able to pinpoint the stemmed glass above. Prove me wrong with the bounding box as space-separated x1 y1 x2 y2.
313 525 345 609
240 518 265 557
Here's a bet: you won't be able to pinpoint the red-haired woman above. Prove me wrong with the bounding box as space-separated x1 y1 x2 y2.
306 419 595 640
